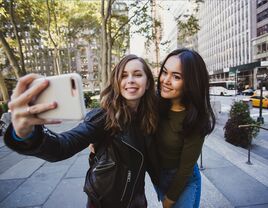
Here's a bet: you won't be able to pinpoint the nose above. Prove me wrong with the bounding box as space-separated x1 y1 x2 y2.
127 75 134 84
162 74 171 84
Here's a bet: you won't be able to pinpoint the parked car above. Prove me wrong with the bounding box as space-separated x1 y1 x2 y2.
249 95 268 108
209 86 233 96
242 88 254 96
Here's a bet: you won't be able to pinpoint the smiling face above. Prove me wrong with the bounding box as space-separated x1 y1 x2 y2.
160 55 184 106
120 59 148 109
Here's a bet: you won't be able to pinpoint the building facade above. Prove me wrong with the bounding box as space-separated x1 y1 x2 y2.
198 0 253 91
252 0 268 89
198 0 268 90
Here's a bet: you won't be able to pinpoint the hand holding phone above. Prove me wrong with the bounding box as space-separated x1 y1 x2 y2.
30 73 86 120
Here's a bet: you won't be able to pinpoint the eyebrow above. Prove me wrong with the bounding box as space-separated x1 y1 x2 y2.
123 69 143 73
163 66 182 76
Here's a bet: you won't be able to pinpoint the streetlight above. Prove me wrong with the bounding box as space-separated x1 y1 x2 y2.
257 74 267 124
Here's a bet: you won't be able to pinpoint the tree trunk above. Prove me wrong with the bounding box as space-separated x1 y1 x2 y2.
101 0 107 90
107 15 112 82
0 30 22 78
0 72 9 102
46 0 61 75
9 0 26 75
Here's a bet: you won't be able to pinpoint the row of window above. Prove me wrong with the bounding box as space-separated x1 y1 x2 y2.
257 0 268 8
256 42 268 54
257 24 268 36
257 8 268 22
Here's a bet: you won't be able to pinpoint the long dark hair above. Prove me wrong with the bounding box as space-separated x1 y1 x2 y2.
101 54 158 135
157 48 215 137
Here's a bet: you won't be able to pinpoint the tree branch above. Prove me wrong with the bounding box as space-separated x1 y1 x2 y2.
111 0 150 45
9 0 26 75
0 30 22 78
46 0 57 48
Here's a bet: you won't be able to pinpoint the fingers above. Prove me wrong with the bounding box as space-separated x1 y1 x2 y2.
30 117 62 125
89 144 95 154
19 102 57 117
11 74 42 99
10 79 49 109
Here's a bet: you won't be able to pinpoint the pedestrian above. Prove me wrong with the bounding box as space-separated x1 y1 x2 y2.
3 54 159 208
154 48 216 208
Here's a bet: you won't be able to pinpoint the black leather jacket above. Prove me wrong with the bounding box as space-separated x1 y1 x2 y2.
4 108 159 208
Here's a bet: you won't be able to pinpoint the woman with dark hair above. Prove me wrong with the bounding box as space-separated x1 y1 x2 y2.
3 54 159 208
155 48 216 208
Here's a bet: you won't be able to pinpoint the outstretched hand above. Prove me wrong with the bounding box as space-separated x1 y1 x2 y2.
8 73 60 138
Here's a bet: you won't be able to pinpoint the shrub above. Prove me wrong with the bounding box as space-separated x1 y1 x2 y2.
224 101 259 148
0 102 8 118
88 99 100 108
83 91 100 109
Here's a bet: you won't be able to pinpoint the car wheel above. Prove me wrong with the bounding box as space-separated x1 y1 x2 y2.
220 92 224 96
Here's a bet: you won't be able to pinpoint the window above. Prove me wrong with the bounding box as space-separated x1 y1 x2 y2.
257 24 268 36
257 0 268 8
257 8 268 22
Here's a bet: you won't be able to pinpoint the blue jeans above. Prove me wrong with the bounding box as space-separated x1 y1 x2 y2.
154 164 201 208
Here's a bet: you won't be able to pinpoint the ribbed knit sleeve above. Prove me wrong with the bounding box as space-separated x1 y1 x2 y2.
166 133 204 201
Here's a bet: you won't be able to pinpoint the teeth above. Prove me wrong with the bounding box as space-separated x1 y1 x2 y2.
127 88 137 93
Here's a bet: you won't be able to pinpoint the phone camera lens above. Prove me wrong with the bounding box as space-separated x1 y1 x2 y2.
71 78 76 90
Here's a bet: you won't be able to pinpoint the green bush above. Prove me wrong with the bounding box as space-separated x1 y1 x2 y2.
88 99 100 108
224 101 259 148
83 91 100 109
0 102 8 118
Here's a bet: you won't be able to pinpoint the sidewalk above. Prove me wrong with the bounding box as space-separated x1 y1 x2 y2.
0 120 268 208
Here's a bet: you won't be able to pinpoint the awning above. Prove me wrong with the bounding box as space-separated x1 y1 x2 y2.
229 61 261 73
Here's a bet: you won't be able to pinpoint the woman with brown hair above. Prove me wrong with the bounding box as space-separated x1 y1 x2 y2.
3 54 159 208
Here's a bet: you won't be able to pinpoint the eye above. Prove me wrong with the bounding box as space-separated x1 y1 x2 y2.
122 73 128 78
173 75 181 80
134 73 142 77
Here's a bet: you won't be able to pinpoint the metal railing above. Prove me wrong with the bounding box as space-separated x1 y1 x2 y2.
238 124 268 165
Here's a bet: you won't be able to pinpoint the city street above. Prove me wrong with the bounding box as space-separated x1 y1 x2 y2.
0 96 268 208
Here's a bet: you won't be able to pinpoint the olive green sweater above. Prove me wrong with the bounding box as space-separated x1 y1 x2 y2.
156 110 204 201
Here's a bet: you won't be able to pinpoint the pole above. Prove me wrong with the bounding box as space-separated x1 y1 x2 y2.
246 137 253 165
257 79 264 124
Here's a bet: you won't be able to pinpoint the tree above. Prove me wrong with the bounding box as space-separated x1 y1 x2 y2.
0 30 22 78
176 0 203 45
100 0 151 89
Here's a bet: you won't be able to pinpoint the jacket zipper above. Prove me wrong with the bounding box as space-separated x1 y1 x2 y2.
93 162 115 172
120 170 131 201
121 139 144 208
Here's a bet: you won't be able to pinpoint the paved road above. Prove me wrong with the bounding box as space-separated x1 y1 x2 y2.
0 98 268 208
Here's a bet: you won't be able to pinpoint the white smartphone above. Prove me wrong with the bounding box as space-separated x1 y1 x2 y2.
30 73 86 120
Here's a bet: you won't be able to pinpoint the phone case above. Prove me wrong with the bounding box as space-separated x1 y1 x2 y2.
30 73 86 120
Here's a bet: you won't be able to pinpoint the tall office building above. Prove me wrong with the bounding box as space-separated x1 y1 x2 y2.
252 0 268 89
198 0 254 89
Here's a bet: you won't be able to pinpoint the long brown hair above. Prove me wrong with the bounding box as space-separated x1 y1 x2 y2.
101 54 158 135
157 48 215 137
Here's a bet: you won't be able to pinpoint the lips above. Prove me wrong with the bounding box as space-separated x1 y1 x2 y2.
125 87 138 93
161 85 172 92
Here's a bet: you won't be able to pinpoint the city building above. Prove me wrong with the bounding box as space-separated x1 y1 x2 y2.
198 0 268 91
251 0 268 89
